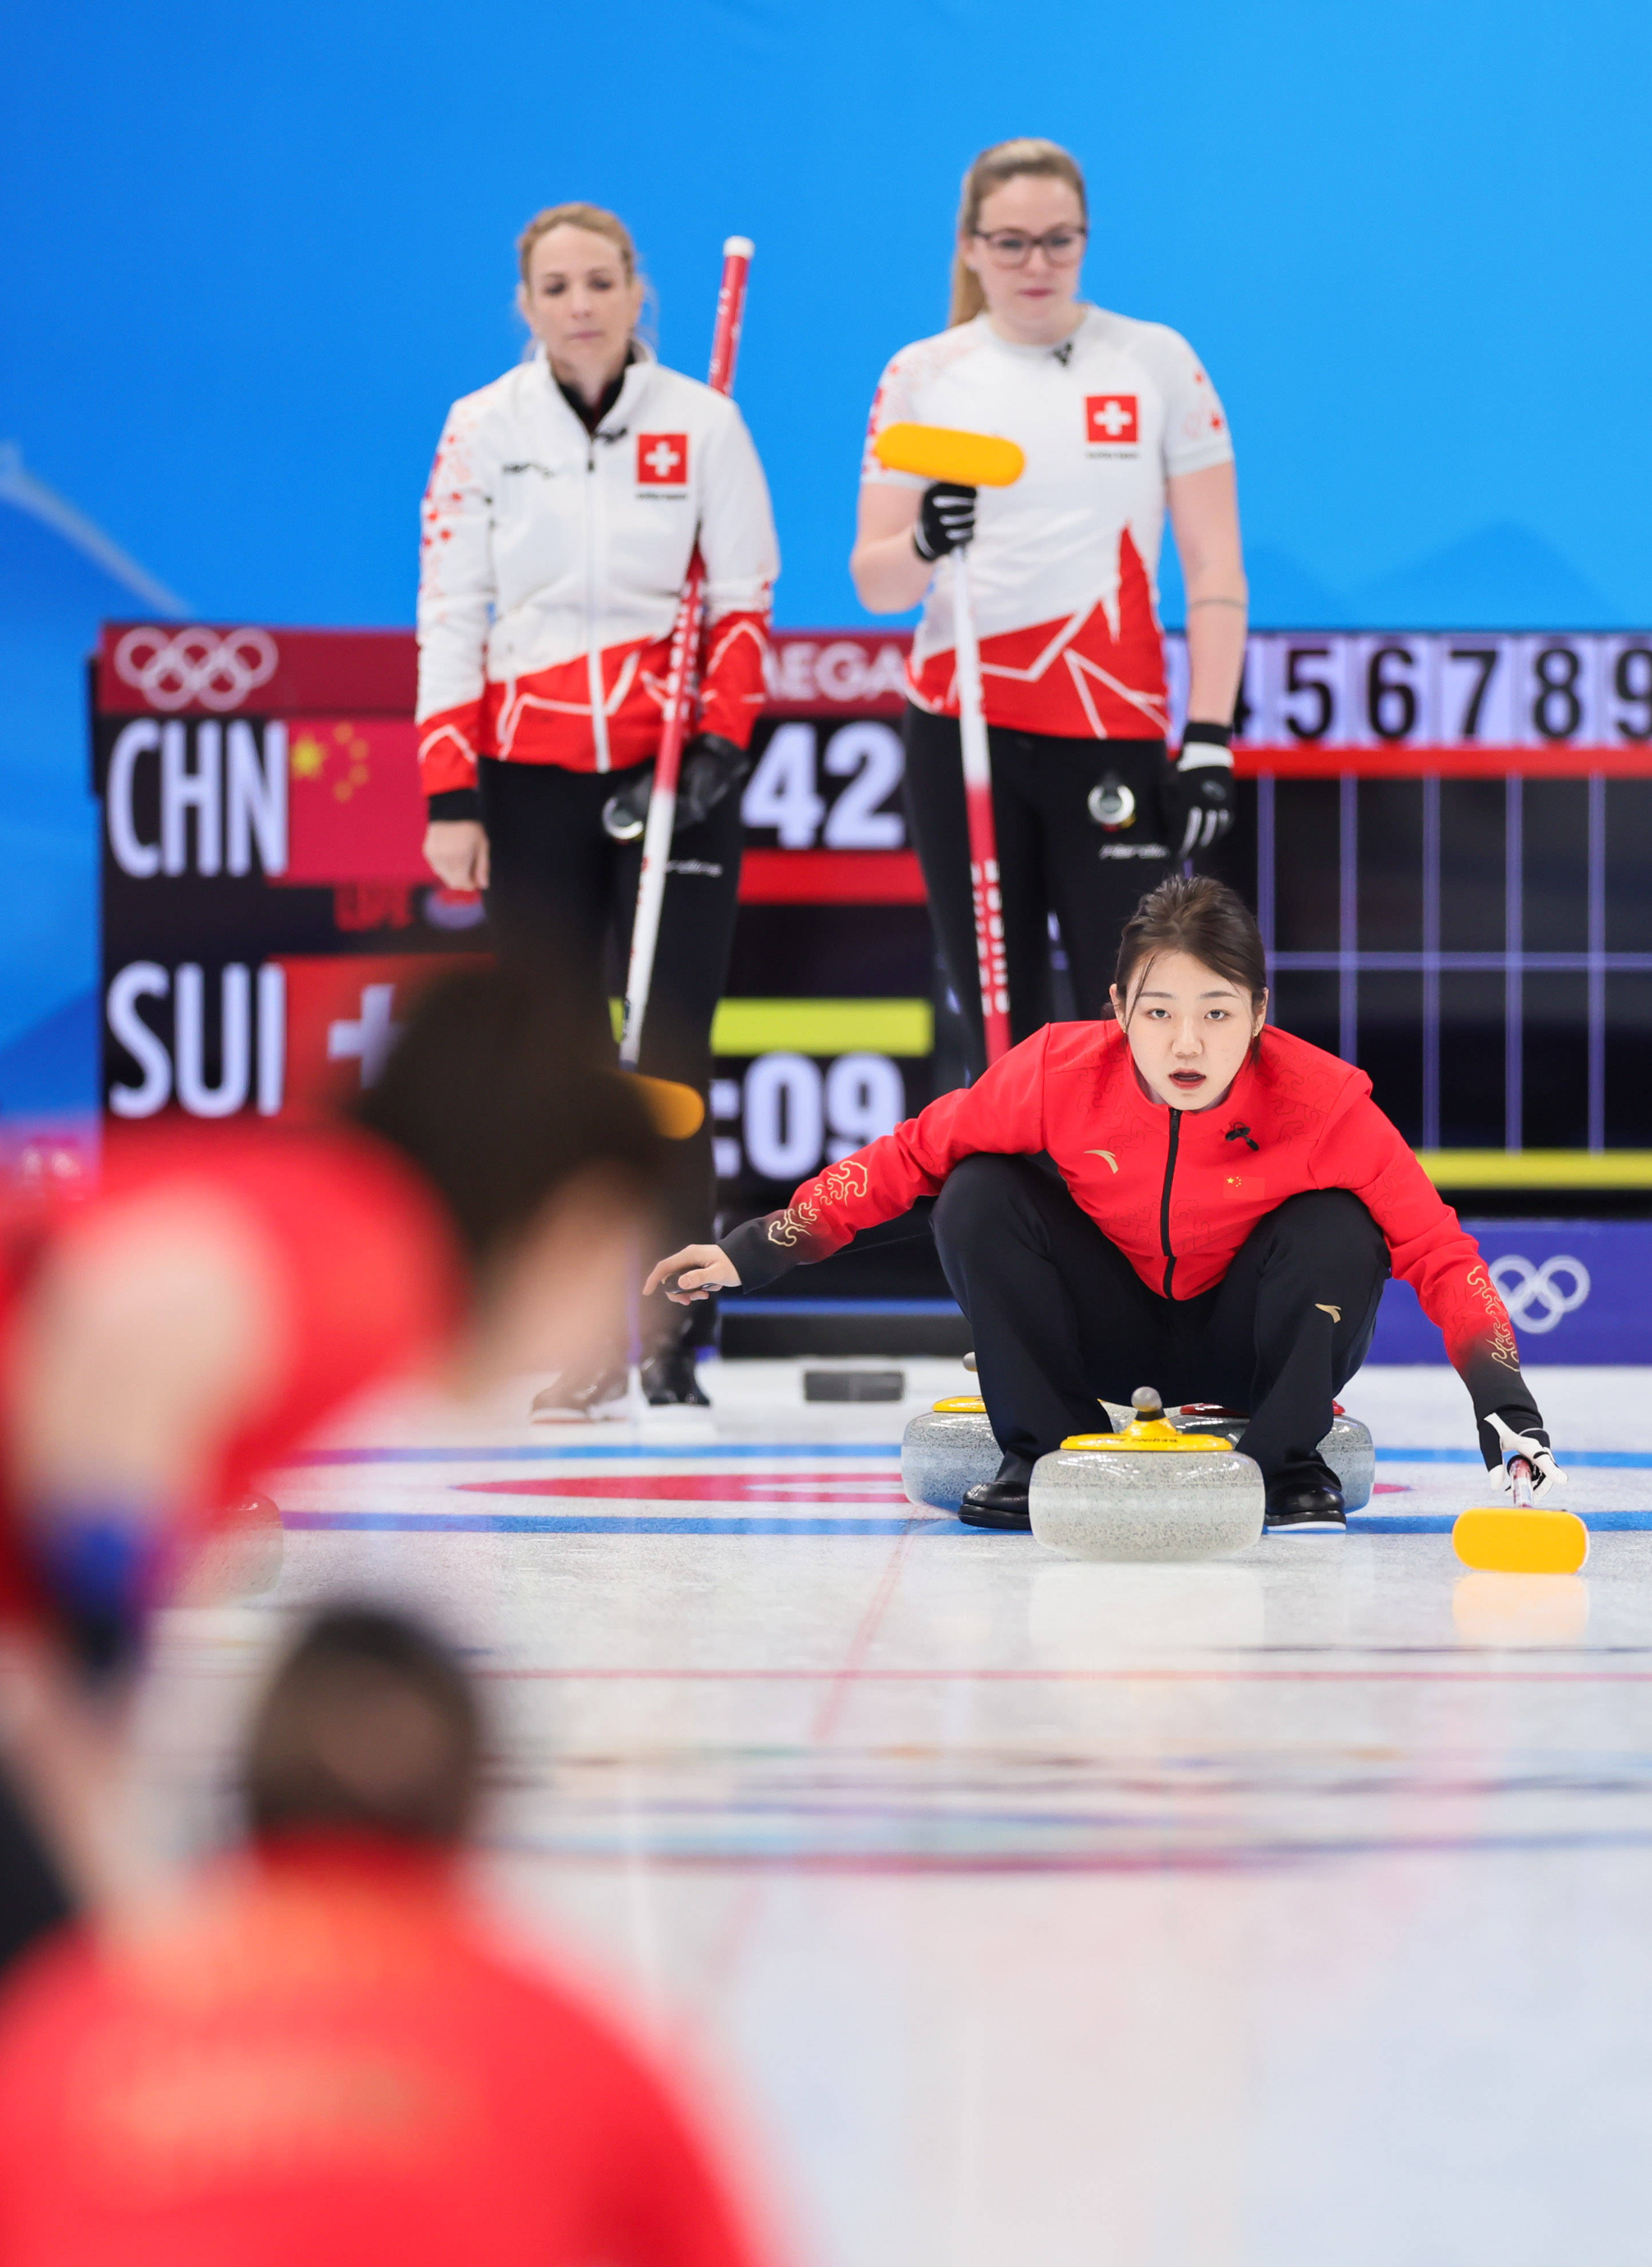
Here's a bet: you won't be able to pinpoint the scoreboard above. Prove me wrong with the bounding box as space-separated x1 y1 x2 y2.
94 620 1652 1210
92 624 939 1238
1211 632 1652 769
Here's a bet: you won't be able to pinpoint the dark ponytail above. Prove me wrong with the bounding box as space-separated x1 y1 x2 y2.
1114 876 1267 1023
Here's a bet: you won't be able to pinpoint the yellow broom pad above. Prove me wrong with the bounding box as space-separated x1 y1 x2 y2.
632 1076 705 1139
873 422 1027 488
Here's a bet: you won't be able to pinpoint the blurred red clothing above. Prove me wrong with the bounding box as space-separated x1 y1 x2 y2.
0 1121 464 1624
0 1839 767 2266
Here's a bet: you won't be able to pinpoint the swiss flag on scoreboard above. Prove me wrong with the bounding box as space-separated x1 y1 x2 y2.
1085 394 1139 446
636 433 690 486
273 953 484 1121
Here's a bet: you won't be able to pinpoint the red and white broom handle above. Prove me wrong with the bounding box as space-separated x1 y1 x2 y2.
950 544 1013 1065
620 236 753 1070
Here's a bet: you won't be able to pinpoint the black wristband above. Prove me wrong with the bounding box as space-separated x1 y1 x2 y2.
1181 720 1233 749
427 788 483 822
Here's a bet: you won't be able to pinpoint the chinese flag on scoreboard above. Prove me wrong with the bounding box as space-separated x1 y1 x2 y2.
285 719 429 885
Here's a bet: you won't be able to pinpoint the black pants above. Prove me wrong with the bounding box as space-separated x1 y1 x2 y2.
932 1156 1389 1490
479 757 744 1346
902 707 1174 1073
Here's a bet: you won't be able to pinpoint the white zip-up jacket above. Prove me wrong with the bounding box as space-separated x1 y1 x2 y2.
863 307 1231 739
417 344 778 799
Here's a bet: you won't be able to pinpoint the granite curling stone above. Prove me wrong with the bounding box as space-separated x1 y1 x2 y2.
1029 1388 1265 1562
1171 1404 1374 1511
901 1396 1000 1512
175 1493 286 1604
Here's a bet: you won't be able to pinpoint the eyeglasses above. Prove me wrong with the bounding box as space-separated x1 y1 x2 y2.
970 225 1088 269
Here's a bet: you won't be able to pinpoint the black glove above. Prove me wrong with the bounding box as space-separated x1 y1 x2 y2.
912 482 977 563
677 733 751 828
1171 723 1237 854
601 734 750 843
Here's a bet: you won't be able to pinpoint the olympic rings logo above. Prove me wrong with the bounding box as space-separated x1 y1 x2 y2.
112 626 278 713
1489 1253 1591 1335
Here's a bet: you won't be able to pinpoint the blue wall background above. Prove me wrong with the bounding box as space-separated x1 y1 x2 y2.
3 0 1650 1078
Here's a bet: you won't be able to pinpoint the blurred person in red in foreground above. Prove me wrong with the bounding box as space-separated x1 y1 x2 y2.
0 966 670 1969
0 1605 772 2266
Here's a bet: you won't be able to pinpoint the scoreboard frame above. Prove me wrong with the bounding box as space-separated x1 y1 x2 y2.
92 619 1652 1193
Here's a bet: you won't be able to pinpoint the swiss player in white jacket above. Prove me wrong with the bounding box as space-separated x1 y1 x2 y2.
417 203 779 1410
852 138 1248 1071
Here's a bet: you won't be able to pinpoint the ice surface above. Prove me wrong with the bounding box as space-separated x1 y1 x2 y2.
138 1358 1652 2267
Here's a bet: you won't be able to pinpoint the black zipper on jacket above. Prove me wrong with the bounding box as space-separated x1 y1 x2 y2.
1159 1109 1182 1296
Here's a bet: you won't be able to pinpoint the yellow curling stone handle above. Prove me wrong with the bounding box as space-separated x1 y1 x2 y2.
933 1395 987 1414
1061 1416 1231 1453
1452 1449 1590 1572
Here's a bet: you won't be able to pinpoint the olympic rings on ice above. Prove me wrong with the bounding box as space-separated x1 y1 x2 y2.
1489 1253 1591 1334
113 626 278 713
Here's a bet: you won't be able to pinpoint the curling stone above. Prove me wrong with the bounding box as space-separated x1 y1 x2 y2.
901 1395 1000 1512
1030 1388 1265 1562
1171 1403 1375 1512
175 1494 286 1604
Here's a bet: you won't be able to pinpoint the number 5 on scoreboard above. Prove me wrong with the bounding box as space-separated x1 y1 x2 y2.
1281 645 1337 741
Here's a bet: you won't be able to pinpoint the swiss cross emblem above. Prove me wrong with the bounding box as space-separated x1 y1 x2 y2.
637 432 689 486
1086 394 1139 446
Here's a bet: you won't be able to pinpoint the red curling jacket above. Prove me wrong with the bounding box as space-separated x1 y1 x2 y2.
0 1839 773 2267
721 1020 1527 1415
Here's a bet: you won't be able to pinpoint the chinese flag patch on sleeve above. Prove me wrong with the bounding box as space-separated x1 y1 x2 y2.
636 433 690 486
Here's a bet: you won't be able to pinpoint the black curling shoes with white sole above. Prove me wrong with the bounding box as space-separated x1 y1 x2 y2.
958 1479 1033 1530
958 1453 1034 1532
1265 1479 1347 1533
641 1343 711 1407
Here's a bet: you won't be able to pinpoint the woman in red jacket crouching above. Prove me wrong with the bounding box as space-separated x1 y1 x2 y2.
648 876 1564 1535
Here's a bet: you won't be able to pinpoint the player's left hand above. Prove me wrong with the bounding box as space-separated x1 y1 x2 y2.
644 1244 742 1304
601 737 750 844
1171 750 1236 854
1487 1411 1568 1504
676 734 751 829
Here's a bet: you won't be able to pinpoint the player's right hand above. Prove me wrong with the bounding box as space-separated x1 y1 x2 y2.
422 820 490 892
1487 1411 1568 1504
1171 755 1237 856
644 1244 743 1304
912 482 977 562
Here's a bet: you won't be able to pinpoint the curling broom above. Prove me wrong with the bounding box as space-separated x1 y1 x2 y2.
618 236 755 1124
871 422 1027 1065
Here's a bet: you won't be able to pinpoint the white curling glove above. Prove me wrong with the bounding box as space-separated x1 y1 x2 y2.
1487 1411 1568 1505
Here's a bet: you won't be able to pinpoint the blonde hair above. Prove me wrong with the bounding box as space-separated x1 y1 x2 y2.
517 201 637 284
949 139 1088 327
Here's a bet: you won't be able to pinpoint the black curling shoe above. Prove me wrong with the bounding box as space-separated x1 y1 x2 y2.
640 1343 711 1407
1265 1480 1346 1533
958 1480 1032 1530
